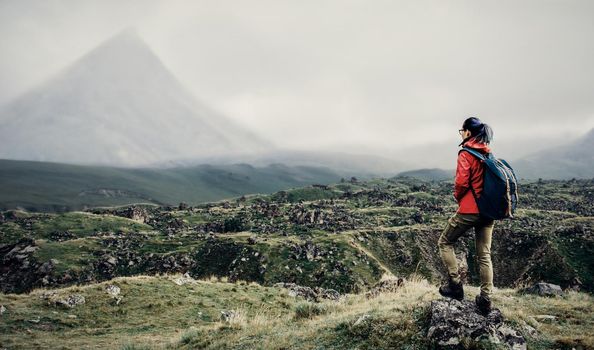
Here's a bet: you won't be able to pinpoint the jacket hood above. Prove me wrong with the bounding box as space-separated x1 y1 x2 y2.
460 136 491 153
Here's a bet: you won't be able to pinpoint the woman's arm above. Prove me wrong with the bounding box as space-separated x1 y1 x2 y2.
454 151 473 202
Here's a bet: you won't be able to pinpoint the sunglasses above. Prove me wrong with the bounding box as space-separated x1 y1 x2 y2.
458 129 465 135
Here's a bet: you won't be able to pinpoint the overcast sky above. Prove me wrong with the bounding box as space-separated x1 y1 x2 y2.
1 0 593 161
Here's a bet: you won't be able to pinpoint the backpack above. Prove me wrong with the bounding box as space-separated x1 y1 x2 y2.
459 147 519 220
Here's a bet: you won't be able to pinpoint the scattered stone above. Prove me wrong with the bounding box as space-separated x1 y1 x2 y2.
48 231 76 242
57 294 86 308
365 277 406 299
38 259 55 274
20 246 38 254
220 309 239 323
427 298 526 349
93 205 152 223
274 282 340 302
105 284 123 305
523 283 563 297
106 284 120 297
353 313 371 326
106 256 118 266
172 272 195 286
41 292 86 308
531 315 557 323
519 320 538 337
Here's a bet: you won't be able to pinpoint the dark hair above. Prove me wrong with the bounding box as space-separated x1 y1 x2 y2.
462 117 493 144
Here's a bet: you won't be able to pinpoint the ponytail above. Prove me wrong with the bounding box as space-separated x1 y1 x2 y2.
462 117 494 144
476 123 493 144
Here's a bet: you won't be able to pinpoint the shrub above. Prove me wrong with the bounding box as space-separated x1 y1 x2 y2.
294 301 328 320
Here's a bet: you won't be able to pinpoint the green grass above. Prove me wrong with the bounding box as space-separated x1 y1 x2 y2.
1 177 593 349
0 159 344 212
3 274 588 349
33 238 102 274
0 275 295 349
0 211 153 244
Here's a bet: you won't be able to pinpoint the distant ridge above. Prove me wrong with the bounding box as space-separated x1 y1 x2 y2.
394 168 454 181
512 128 594 179
0 158 346 212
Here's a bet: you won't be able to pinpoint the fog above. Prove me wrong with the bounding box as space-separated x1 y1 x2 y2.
1 0 593 168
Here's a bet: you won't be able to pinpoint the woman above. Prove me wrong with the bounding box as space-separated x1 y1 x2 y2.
437 117 495 314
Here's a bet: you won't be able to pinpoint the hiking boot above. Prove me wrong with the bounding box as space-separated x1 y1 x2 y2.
475 293 492 314
439 278 464 301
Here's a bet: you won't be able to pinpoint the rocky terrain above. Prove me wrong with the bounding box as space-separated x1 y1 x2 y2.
1 176 593 349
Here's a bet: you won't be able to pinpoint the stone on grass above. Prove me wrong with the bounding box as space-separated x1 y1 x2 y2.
523 283 563 297
427 298 526 350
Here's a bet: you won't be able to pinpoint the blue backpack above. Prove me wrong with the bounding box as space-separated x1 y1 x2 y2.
459 147 519 220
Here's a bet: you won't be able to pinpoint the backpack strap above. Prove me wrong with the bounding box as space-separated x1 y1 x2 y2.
459 147 487 161
458 147 486 203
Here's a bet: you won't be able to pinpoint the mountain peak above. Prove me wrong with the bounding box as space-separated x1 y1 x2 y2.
0 30 272 166
66 28 170 85
89 27 151 57
111 26 142 40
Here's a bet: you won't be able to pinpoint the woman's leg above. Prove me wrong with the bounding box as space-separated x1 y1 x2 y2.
475 218 495 297
438 213 478 284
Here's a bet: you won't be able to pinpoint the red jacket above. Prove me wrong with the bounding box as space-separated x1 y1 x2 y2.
454 137 491 214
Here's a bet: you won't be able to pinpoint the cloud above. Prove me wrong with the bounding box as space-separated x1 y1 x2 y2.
1 0 593 156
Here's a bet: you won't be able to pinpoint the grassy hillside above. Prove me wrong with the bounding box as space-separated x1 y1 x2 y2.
1 177 592 349
0 274 592 349
2 177 592 294
0 159 347 212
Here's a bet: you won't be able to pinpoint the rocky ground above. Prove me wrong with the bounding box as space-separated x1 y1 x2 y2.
1 274 591 349
0 176 593 349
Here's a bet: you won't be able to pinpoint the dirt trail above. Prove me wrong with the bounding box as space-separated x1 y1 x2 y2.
348 235 395 279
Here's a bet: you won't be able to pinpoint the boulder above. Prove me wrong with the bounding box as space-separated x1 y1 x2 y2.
523 282 563 297
427 298 526 349
57 294 86 308
105 284 122 305
106 284 121 296
41 292 86 308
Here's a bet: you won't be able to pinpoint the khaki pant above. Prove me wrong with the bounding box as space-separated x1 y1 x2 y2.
438 212 495 297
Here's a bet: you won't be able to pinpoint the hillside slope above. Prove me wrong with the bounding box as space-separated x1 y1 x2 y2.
0 274 591 349
1 177 592 349
0 159 346 212
512 128 594 179
1 177 592 295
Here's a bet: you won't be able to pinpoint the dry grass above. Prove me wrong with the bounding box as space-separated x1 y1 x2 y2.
493 287 594 348
174 275 438 349
1 273 592 350
173 276 594 350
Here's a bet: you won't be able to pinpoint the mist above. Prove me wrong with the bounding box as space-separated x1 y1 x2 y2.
1 0 594 170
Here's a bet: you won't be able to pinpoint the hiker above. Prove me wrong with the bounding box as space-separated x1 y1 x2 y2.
438 117 495 314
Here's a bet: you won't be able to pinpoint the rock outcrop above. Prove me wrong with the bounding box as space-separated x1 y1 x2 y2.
521 282 564 297
427 298 526 349
274 282 341 302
